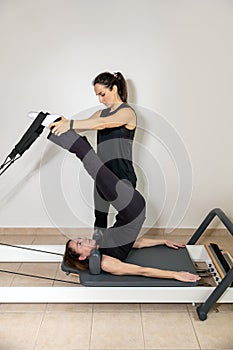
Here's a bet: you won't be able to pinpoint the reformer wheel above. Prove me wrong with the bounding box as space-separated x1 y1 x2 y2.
196 305 207 321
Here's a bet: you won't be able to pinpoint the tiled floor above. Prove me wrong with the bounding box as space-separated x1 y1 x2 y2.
0 229 232 350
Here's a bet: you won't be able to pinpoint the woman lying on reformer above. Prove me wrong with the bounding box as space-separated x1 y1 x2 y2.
47 126 200 283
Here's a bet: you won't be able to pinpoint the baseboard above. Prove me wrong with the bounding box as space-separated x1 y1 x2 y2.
0 227 228 237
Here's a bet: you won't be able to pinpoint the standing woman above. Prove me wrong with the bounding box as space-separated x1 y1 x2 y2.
50 72 137 231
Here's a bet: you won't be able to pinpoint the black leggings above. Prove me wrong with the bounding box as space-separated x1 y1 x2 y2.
47 130 146 260
94 174 136 230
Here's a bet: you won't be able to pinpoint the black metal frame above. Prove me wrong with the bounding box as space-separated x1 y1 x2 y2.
187 208 233 320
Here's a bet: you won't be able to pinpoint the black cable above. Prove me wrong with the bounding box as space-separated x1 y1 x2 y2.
0 155 21 176
0 156 14 169
0 242 72 283
0 242 63 256
0 269 80 285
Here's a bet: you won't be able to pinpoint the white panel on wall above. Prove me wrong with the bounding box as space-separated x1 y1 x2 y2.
0 0 232 229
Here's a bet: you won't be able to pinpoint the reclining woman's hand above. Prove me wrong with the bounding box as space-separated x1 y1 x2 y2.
164 240 185 249
173 271 201 282
49 116 70 136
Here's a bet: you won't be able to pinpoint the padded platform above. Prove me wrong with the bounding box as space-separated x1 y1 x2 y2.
62 245 198 287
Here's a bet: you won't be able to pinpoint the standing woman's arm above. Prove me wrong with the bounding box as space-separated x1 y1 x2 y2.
50 108 136 134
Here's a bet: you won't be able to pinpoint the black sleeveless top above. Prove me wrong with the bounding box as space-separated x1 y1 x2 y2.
97 103 137 186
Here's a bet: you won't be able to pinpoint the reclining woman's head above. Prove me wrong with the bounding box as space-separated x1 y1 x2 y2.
64 238 97 271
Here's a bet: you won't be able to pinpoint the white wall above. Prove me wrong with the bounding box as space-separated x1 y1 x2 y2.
0 0 232 230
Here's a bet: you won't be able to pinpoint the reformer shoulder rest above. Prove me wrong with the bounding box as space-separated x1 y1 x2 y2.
61 245 198 287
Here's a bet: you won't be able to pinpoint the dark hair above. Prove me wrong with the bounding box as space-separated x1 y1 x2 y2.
93 72 128 102
64 240 89 271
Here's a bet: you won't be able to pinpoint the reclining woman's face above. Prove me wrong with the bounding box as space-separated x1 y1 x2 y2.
68 238 96 260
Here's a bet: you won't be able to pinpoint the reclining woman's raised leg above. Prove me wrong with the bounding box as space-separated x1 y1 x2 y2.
47 130 145 258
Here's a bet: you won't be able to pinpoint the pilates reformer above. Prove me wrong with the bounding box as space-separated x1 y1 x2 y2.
0 208 232 321
0 115 232 321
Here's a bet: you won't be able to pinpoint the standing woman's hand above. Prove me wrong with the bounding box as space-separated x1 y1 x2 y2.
49 116 70 135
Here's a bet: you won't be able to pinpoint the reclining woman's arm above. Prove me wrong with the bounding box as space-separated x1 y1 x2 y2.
101 255 200 283
133 237 185 249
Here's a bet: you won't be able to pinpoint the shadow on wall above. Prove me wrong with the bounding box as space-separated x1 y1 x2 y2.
127 79 158 228
127 79 148 195
0 144 60 211
127 79 137 105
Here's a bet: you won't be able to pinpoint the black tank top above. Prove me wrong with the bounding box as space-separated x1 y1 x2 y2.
97 103 137 186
